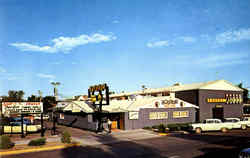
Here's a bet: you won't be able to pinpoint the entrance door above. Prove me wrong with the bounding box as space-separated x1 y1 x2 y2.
212 107 224 120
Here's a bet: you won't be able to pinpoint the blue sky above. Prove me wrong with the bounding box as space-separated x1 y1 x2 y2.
0 0 250 98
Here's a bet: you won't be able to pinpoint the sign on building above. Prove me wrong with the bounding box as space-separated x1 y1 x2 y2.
149 112 168 120
173 111 189 118
129 112 139 120
2 102 43 116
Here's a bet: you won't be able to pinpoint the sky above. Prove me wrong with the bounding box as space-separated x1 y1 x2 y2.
0 0 250 98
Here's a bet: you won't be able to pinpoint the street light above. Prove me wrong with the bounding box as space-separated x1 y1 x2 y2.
51 82 60 101
50 82 60 136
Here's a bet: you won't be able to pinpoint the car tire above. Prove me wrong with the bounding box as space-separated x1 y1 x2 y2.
241 125 247 130
221 127 228 133
195 128 202 134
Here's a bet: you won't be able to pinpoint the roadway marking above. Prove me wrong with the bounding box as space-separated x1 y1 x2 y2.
0 143 80 156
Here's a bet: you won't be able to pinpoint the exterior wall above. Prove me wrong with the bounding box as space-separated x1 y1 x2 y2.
124 107 196 130
198 90 243 121
57 113 97 130
175 90 199 105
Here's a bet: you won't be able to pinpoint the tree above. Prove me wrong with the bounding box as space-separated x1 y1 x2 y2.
27 95 40 102
238 83 249 103
42 96 56 112
2 90 25 102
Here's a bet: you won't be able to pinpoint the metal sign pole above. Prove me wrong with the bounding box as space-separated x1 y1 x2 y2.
21 114 25 138
41 113 44 137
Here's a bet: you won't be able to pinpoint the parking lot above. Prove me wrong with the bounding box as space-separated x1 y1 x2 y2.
2 122 250 158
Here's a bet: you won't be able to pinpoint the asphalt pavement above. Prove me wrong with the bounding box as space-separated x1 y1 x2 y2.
2 128 250 158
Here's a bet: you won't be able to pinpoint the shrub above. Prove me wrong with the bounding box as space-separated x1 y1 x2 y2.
28 138 46 146
0 135 15 149
167 123 190 131
158 124 166 133
61 131 71 144
142 126 152 130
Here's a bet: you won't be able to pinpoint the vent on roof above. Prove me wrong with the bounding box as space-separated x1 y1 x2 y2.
173 83 182 86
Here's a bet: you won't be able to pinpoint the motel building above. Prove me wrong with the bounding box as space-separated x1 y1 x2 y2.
110 80 244 122
57 93 198 130
57 80 244 131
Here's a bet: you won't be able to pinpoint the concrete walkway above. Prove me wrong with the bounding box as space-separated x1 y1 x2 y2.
13 129 160 146
72 129 161 146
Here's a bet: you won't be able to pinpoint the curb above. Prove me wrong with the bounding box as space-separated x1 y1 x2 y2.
0 143 80 156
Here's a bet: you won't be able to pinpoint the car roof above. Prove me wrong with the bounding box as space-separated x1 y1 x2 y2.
241 148 250 153
224 118 240 120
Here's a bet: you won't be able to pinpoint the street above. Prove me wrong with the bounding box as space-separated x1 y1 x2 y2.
3 128 250 158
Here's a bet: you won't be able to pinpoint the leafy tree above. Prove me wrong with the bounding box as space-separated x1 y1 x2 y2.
1 90 25 102
27 95 41 102
42 96 56 112
238 83 249 103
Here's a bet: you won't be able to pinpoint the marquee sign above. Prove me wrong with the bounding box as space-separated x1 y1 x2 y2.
149 112 168 120
2 102 43 115
207 94 242 104
88 83 110 106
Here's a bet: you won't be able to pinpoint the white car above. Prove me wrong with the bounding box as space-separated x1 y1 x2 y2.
190 119 234 133
224 118 247 129
241 117 250 128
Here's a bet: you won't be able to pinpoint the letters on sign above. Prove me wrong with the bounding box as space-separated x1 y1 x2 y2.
2 102 43 115
207 94 242 104
149 112 168 120
173 111 189 118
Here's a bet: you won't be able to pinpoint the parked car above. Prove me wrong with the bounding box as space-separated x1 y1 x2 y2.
9 118 31 125
224 118 247 129
241 117 250 128
189 119 234 133
239 148 250 158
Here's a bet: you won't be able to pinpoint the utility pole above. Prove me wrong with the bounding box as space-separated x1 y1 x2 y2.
51 82 60 135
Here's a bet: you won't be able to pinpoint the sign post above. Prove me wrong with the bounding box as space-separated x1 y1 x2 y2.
88 84 110 132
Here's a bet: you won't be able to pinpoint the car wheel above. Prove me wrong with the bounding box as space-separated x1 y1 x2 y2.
221 127 228 133
195 128 202 134
241 125 247 130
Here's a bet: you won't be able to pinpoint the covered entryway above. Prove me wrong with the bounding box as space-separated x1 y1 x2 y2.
212 106 224 120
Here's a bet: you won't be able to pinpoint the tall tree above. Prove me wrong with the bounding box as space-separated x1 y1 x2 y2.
238 83 249 103
27 95 40 102
2 90 25 102
42 96 56 112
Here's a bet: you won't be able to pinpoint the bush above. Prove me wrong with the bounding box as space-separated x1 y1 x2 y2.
142 126 152 130
158 124 166 133
61 131 71 144
28 138 46 146
0 135 15 149
167 123 190 131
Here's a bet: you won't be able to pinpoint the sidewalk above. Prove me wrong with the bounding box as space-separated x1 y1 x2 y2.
0 129 163 156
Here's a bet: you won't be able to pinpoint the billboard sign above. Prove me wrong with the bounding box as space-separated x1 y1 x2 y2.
2 102 43 115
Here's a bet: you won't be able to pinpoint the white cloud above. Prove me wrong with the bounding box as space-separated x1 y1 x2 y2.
37 73 55 79
215 28 250 45
7 76 18 81
0 67 6 73
10 33 117 53
176 53 248 68
112 20 119 24
147 40 171 48
179 36 196 43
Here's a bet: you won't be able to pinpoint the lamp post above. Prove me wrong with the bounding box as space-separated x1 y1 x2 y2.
51 82 60 135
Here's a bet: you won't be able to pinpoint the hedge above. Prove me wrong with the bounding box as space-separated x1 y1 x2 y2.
0 135 15 149
28 138 46 146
